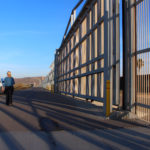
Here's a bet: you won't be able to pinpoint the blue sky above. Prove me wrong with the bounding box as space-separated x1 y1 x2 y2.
0 0 149 78
0 0 79 78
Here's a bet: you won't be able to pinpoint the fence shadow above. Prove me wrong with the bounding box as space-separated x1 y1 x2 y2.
0 88 150 149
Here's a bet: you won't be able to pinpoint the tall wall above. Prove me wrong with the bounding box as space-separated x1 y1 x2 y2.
55 0 120 115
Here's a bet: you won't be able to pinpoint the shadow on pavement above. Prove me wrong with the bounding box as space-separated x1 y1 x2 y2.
0 88 150 149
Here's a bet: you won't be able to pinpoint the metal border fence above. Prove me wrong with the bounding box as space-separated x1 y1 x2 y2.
123 0 150 122
55 0 120 115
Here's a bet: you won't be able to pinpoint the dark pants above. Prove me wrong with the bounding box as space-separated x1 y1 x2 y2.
5 86 14 105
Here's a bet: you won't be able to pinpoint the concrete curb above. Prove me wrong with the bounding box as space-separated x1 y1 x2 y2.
109 111 138 120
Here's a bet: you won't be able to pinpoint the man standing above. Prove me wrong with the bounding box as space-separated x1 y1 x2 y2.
4 71 15 105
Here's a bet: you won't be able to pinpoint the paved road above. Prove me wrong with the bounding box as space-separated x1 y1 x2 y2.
0 88 150 150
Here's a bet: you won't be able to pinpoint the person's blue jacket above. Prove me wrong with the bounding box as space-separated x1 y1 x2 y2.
4 77 15 87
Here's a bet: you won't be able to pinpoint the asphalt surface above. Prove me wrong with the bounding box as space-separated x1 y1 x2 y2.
0 88 150 150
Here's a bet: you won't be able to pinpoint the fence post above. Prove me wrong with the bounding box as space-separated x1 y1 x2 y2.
54 49 58 93
123 0 136 111
113 0 120 106
104 0 111 116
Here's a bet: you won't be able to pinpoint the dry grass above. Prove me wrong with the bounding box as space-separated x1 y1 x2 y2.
14 83 33 90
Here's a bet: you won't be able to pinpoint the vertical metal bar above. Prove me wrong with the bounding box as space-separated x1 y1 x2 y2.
139 54 141 118
137 3 139 116
73 35 75 97
63 51 64 92
62 53 63 84
54 50 58 93
147 0 149 121
86 11 90 99
140 54 142 118
142 2 144 118
128 0 131 111
144 0 146 120
147 53 150 121
108 0 113 112
141 2 143 50
97 0 101 98
135 0 137 114
112 0 115 106
148 0 150 122
144 55 146 120
115 0 120 106
122 0 125 110
104 0 109 115
65 46 68 93
122 0 129 110
137 2 139 52
146 0 148 49
143 54 144 119
146 48 148 121
91 4 95 98
129 0 132 111
78 24 82 95
69 40 71 94
143 0 145 49
131 0 136 112
141 55 143 118
109 0 113 108
139 2 141 118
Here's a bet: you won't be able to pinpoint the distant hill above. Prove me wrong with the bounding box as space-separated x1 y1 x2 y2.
15 76 45 87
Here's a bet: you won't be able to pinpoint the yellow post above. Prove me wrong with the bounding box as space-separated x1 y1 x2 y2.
51 85 54 93
106 80 110 117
